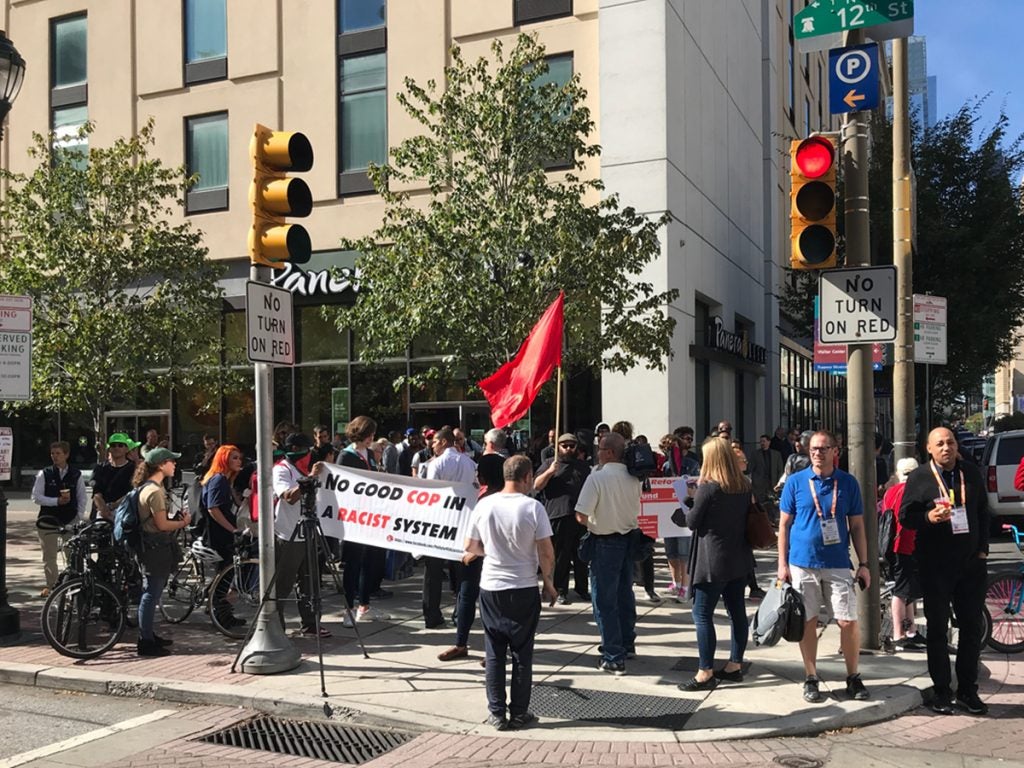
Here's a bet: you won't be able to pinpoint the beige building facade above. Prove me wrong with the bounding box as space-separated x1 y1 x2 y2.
2 0 839 465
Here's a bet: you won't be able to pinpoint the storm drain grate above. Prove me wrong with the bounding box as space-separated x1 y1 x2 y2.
200 715 415 764
529 684 700 729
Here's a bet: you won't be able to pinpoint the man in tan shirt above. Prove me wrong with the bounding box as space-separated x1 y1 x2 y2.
575 432 641 675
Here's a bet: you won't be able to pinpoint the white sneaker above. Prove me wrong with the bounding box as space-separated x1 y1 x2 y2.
356 607 390 623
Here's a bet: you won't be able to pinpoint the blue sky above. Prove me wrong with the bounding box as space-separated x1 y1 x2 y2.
916 0 1023 142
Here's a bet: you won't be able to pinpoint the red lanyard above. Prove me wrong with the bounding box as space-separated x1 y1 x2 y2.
807 476 838 520
929 461 965 506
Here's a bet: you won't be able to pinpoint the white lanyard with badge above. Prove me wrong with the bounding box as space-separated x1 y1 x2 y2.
929 461 970 534
808 476 841 545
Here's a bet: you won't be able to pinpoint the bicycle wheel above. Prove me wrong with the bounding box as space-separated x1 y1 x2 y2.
41 578 126 659
209 559 261 639
160 556 204 623
985 573 1024 653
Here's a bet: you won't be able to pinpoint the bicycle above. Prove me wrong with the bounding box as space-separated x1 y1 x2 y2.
160 531 261 639
40 521 141 659
984 524 1024 653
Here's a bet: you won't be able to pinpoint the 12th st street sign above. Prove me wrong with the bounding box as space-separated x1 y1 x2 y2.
795 1 914 52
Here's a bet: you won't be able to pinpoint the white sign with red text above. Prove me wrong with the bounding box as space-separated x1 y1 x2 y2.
0 427 12 481
638 476 691 539
316 464 478 560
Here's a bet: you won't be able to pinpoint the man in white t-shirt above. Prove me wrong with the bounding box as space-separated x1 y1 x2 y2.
465 455 557 732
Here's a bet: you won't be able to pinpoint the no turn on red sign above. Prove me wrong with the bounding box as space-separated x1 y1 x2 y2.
819 266 897 344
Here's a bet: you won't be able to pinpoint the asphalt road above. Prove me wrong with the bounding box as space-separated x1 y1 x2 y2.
0 682 175 761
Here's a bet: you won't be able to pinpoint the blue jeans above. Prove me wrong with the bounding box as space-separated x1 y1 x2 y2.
590 534 636 664
455 557 482 647
691 577 748 670
138 571 168 641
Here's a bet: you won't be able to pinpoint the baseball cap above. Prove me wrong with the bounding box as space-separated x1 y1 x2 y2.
145 447 181 464
423 429 436 439
896 457 919 482
405 427 417 436
284 433 313 450
106 432 141 450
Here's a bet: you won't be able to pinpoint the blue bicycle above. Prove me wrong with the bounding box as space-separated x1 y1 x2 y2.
985 524 1024 653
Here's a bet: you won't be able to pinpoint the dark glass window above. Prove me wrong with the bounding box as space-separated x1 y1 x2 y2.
339 53 387 173
51 14 88 167
53 16 86 88
185 112 229 213
184 0 228 83
515 0 572 25
339 0 385 33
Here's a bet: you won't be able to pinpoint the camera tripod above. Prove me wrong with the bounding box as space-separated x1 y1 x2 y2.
231 474 368 699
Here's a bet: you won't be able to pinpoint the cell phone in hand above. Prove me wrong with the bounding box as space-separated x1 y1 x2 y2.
857 576 866 591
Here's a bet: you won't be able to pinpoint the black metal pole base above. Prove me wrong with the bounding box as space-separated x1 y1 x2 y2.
0 488 22 642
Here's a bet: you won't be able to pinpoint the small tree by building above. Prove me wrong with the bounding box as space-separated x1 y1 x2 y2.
0 121 233 448
334 34 678 388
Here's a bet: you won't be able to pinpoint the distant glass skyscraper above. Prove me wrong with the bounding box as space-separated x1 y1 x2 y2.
886 36 937 128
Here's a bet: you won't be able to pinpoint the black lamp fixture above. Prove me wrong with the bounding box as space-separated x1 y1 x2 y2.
0 30 25 137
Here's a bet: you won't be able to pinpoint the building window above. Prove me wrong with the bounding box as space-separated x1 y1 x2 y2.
515 0 572 25
184 0 227 84
531 53 574 169
51 14 88 167
339 0 385 33
338 1 387 195
185 112 229 213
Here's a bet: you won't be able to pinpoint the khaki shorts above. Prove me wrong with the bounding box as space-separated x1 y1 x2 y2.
790 565 858 622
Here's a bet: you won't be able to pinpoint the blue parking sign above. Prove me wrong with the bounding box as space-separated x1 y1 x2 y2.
829 43 879 115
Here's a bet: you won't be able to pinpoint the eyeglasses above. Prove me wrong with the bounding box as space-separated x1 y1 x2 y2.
559 442 576 448
809 446 834 453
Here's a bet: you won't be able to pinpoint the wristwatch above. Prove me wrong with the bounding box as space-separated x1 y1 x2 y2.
857 562 869 569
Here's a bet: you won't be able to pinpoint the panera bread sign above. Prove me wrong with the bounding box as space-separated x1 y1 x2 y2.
706 317 767 366
267 250 360 300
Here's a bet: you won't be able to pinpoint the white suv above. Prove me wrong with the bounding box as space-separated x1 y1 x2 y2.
980 429 1024 520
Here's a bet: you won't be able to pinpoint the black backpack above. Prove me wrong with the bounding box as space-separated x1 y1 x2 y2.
624 441 658 491
878 507 897 558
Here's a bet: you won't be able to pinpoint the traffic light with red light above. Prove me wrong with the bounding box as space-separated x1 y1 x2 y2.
249 123 314 268
790 136 837 270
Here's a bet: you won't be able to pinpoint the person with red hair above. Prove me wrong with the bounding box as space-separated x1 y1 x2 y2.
202 444 246 628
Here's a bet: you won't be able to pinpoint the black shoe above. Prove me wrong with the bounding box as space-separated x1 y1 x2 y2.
846 674 869 701
679 676 717 692
893 635 926 652
152 634 173 647
931 693 955 715
575 589 591 601
508 712 537 730
646 590 662 603
137 638 171 657
425 617 447 629
371 588 394 600
748 586 767 600
598 659 626 676
803 676 823 703
955 692 989 716
713 667 744 683
556 592 570 605
486 713 509 731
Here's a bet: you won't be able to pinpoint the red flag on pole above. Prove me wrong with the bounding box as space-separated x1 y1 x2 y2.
478 291 564 428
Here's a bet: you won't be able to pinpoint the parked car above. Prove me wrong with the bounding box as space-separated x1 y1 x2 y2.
980 429 1024 524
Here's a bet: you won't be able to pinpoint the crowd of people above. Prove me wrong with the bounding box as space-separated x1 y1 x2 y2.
28 416 992 724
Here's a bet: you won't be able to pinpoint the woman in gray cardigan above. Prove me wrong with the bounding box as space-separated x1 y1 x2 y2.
678 437 753 691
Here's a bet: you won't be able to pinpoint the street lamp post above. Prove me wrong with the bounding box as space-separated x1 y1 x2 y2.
0 29 26 643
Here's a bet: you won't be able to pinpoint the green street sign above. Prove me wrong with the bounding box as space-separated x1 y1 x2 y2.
795 0 914 40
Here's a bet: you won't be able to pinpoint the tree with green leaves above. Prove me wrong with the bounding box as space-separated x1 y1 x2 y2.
782 102 1024 415
0 120 232 447
334 34 677 387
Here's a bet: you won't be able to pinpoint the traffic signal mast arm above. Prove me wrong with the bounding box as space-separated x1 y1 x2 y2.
248 123 314 269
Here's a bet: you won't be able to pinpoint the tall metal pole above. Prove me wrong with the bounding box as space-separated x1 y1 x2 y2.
843 30 880 649
239 264 300 674
892 38 916 464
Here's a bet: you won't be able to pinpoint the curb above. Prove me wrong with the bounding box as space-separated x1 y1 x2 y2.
0 660 926 742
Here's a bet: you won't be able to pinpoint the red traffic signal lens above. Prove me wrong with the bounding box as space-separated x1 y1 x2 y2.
794 136 834 179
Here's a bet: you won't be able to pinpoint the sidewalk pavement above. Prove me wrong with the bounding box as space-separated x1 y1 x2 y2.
1 496 1019 749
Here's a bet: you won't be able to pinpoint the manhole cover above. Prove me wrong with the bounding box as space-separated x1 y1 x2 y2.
200 715 415 764
530 684 700 729
773 757 824 768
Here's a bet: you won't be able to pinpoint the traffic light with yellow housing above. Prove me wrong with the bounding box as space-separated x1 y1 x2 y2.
249 123 314 268
789 136 837 270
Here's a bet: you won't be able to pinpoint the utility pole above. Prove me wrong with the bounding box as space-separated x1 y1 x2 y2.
843 29 880 649
892 38 915 464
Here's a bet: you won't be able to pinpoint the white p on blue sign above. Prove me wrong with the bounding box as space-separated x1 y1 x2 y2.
829 43 879 114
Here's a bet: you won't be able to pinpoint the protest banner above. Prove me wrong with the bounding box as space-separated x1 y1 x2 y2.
638 476 691 539
316 463 477 561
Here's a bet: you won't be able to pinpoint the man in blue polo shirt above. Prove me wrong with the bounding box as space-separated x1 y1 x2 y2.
778 430 870 704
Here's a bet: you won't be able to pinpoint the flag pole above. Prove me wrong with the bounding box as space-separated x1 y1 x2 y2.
554 365 563 439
